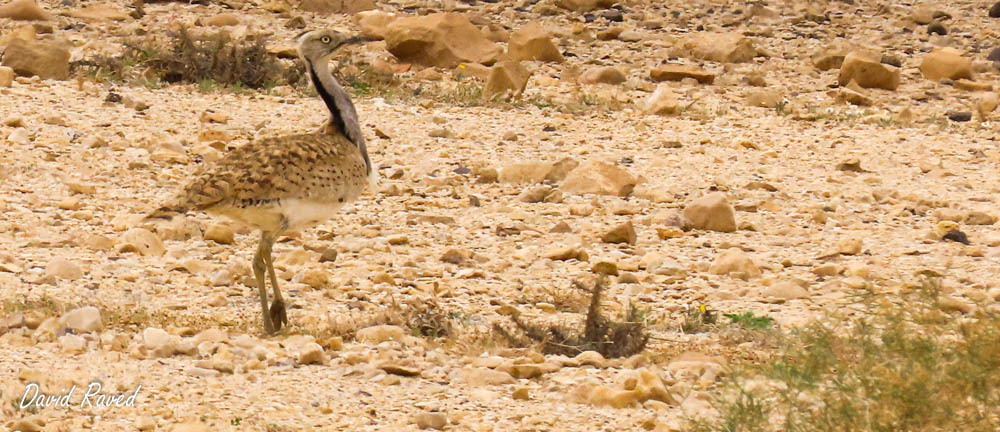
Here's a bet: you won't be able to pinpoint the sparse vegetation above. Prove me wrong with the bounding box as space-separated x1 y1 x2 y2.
724 312 775 330
75 28 302 90
494 276 649 358
692 283 1000 431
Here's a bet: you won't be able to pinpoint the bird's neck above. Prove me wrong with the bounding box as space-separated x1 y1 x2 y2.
305 58 371 176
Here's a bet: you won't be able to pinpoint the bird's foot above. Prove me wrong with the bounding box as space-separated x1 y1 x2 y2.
262 314 276 335
269 299 288 331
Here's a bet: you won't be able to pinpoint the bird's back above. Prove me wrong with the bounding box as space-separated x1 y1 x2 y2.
151 132 368 232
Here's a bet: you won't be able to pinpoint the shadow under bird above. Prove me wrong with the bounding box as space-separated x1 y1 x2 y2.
145 29 376 334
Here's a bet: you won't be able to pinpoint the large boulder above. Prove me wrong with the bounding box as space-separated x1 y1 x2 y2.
560 161 636 196
1 38 69 80
837 51 900 90
675 33 758 63
484 60 530 98
296 0 375 14
919 48 972 81
384 13 501 68
506 23 563 63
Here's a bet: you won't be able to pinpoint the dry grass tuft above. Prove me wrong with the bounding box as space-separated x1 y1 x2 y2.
494 277 648 358
75 28 301 90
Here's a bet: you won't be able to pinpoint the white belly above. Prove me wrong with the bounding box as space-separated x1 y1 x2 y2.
210 199 345 233
281 199 345 231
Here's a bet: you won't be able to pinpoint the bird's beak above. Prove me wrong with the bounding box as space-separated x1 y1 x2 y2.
344 35 376 45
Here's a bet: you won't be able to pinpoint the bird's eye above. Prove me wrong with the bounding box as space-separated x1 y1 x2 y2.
321 36 332 44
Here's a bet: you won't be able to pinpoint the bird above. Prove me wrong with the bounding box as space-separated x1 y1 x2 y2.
145 29 375 334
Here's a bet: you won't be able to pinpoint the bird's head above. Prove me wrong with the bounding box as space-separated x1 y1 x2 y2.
295 29 371 64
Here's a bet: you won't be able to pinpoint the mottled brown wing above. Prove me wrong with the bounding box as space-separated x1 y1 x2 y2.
147 133 367 219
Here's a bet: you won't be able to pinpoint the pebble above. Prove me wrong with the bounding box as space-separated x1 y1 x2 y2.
45 257 83 280
356 325 406 344
601 221 637 245
683 193 736 232
143 327 176 358
709 248 761 280
298 342 328 365
203 223 234 244
414 412 447 430
60 306 102 333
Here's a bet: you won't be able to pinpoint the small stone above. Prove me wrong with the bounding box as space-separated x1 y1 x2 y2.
927 20 947 35
763 280 808 302
414 412 447 430
544 246 588 261
947 111 972 122
60 306 102 333
356 325 406 343
838 51 900 90
385 13 500 68
143 327 176 358
441 248 467 264
602 221 637 245
204 13 239 26
837 237 863 255
920 48 972 81
966 211 997 225
294 268 329 289
677 32 758 63
507 22 563 63
650 64 715 84
574 350 607 367
484 60 531 98
458 367 516 386
379 363 421 376
45 257 83 280
0 66 13 87
135 416 156 431
170 422 212 432
1 38 69 80
560 161 636 196
942 230 970 245
203 223 234 244
577 66 626 85
59 334 86 353
991 1 1000 18
0 0 52 21
683 193 736 232
502 131 518 141
508 364 544 379
120 228 166 257
298 342 328 365
709 248 761 280
591 261 619 276
8 418 43 432
643 83 680 115
512 387 531 400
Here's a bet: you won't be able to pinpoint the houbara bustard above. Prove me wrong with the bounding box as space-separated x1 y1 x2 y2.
146 29 376 334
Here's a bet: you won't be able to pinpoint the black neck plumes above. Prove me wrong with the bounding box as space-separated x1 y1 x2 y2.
305 58 371 176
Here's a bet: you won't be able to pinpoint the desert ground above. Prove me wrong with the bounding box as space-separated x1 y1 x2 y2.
1 0 1000 430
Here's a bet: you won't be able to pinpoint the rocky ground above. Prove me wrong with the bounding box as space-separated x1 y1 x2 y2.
2 0 1000 430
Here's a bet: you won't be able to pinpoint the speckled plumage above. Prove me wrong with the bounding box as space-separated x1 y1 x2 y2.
151 131 367 232
144 29 374 334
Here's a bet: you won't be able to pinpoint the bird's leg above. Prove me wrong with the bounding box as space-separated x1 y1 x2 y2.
253 233 275 334
262 232 288 331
